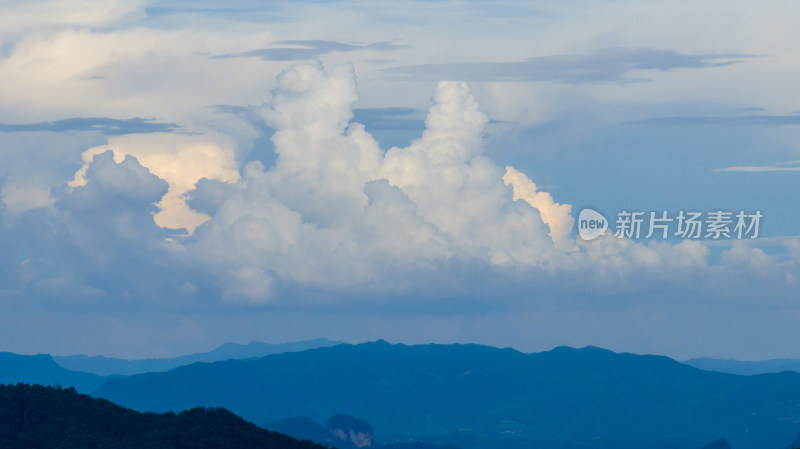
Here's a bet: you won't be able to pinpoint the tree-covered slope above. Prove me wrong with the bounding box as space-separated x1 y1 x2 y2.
0 383 327 449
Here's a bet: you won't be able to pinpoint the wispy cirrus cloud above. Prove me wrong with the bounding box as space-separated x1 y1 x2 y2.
715 160 800 172
384 48 752 83
213 39 410 61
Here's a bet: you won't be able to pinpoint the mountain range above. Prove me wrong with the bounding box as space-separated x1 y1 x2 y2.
5 340 800 449
92 341 800 449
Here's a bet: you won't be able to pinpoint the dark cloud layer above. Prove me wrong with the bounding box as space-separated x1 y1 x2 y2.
626 114 800 126
214 40 410 61
352 107 423 131
385 48 753 83
0 117 181 135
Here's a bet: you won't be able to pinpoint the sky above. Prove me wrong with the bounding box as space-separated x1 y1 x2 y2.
1 0 799 360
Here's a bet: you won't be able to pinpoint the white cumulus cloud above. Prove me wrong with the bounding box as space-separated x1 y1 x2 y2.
183 61 714 303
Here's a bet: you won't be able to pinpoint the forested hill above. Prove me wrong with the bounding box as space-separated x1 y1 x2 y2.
0 383 327 449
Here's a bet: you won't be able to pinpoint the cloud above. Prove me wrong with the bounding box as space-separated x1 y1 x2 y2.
185 61 572 302
385 48 752 83
0 117 181 135
374 79 560 267
0 150 173 303
0 0 146 38
0 22 278 127
716 166 800 173
3 60 799 313
352 107 423 131
627 115 800 126
0 130 107 218
503 166 575 251
60 151 168 218
143 4 281 18
184 61 747 304
213 39 410 61
70 133 240 233
0 0 799 359
714 160 800 172
0 183 54 214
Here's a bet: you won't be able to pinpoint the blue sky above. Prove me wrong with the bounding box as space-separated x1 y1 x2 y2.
0 0 798 360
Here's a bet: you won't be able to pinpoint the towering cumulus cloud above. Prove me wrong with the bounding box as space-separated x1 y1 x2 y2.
185 61 571 302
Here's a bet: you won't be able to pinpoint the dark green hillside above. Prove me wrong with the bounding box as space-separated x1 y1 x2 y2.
0 383 327 449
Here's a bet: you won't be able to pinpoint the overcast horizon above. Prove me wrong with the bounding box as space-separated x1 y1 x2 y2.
1 0 798 361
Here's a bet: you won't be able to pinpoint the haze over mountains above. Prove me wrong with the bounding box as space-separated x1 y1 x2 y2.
0 352 110 393
53 338 342 376
683 358 800 376
0 339 341 393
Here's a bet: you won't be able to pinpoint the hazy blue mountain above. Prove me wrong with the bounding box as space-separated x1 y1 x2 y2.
269 417 347 448
0 383 326 449
268 415 459 449
0 352 110 393
377 440 461 449
327 413 373 447
94 341 800 449
54 338 342 376
684 357 800 376
700 439 732 449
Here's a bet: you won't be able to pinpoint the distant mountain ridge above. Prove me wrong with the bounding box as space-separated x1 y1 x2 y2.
0 352 110 393
53 338 343 376
269 417 343 448
684 357 800 376
94 341 800 449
